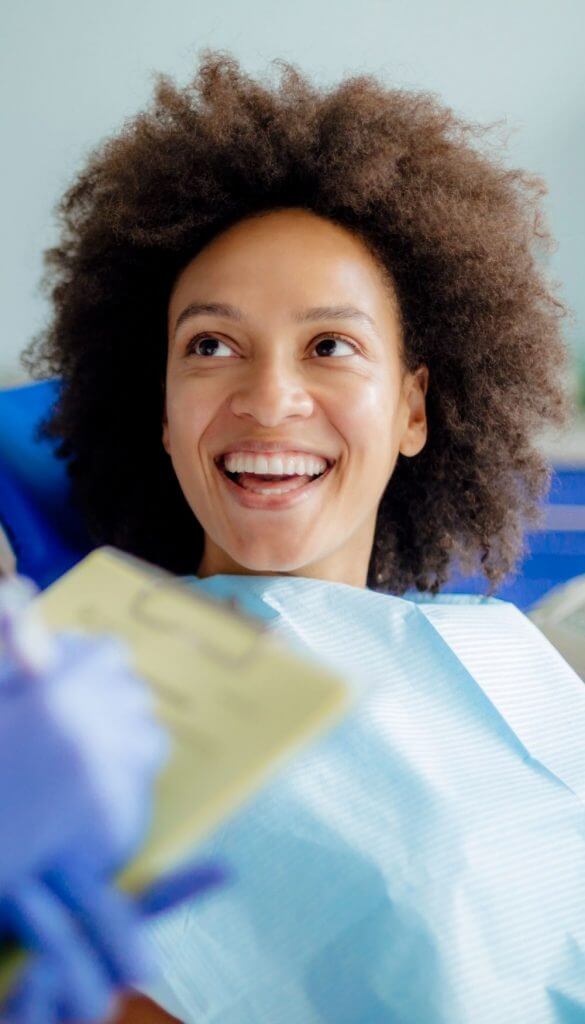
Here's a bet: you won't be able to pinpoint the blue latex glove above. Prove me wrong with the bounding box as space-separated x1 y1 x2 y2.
1 860 230 1024
0 575 231 1021
0 577 168 882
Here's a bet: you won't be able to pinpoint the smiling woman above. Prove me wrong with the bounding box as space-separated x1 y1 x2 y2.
23 50 571 596
21 50 585 1024
161 207 428 585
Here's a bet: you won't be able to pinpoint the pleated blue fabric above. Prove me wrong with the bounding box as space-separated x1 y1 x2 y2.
140 574 585 1023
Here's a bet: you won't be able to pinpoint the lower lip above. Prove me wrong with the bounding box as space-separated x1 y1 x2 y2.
216 463 333 511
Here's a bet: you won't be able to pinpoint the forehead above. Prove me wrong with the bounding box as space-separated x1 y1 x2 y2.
168 208 401 323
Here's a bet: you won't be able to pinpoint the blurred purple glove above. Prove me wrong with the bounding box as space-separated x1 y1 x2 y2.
1 859 230 1024
0 633 170 885
0 575 231 1022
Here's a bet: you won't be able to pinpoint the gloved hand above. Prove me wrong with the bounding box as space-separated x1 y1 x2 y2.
0 623 168 885
0 575 231 1021
1 859 230 1024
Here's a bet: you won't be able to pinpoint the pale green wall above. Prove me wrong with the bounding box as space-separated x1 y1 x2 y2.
2 0 583 391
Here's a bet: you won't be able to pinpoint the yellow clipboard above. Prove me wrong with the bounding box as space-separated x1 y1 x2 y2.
0 547 353 999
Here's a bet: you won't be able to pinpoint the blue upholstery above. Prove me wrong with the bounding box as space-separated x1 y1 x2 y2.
0 380 92 588
441 467 585 610
0 380 583 607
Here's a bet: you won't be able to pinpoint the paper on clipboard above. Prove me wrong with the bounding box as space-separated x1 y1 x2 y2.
0 547 352 1001
35 547 353 892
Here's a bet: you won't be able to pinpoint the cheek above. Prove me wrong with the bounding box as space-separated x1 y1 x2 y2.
165 382 212 461
326 377 395 457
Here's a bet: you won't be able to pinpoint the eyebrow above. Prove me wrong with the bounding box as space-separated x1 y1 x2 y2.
172 301 377 339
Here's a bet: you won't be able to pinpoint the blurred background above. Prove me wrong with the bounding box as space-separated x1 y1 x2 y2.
1 0 584 639
2 0 584 394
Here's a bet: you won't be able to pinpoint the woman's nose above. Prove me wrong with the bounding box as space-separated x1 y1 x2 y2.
229 361 314 426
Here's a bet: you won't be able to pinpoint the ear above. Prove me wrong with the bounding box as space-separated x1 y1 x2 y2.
161 379 170 455
399 365 429 458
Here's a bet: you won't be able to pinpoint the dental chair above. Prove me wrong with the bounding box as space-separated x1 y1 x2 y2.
0 379 92 587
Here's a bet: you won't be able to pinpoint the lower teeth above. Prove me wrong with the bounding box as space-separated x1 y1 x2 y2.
224 468 324 495
256 486 294 495
240 476 312 495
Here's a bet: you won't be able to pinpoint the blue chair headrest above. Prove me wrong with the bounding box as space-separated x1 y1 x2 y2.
0 379 93 588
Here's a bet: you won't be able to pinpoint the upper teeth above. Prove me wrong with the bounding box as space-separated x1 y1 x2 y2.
223 452 328 476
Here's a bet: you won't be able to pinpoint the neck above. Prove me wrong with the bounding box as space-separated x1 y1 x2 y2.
196 522 376 589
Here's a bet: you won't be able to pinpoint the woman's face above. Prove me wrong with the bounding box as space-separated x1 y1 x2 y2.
164 208 428 587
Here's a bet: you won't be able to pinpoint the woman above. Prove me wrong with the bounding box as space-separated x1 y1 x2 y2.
25 52 584 1022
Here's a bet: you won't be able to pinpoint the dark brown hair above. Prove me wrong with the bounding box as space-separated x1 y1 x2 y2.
24 51 574 594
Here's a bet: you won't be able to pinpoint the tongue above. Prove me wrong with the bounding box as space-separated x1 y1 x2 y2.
238 473 312 494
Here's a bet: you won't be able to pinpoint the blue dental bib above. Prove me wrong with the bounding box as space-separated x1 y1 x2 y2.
140 574 585 1023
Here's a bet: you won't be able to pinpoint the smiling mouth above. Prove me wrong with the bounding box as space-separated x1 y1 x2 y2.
215 455 333 494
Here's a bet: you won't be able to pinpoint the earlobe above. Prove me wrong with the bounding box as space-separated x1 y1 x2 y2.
399 366 429 458
400 426 427 459
161 381 171 454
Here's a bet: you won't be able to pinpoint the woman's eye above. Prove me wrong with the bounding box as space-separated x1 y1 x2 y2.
312 335 357 358
186 334 356 358
187 335 234 358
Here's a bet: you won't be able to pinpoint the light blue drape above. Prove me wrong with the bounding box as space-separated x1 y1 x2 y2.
140 574 585 1023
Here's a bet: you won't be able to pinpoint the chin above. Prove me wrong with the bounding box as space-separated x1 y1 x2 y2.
230 542 312 575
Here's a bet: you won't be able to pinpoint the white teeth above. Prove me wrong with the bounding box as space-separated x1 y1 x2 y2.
256 486 293 495
223 452 328 476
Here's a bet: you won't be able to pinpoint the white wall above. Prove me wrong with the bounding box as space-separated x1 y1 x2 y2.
2 0 584 386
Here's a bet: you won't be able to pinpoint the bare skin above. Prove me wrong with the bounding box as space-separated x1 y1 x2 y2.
113 208 429 1022
163 207 429 589
108 992 179 1023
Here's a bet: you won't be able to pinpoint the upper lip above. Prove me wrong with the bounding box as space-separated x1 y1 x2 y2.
216 440 335 464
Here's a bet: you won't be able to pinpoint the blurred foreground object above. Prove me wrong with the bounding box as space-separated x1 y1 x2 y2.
34 546 351 894
0 575 168 882
0 573 229 1022
1 547 349 1015
0 523 16 577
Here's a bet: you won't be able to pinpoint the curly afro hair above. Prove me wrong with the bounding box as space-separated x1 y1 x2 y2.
23 50 574 595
